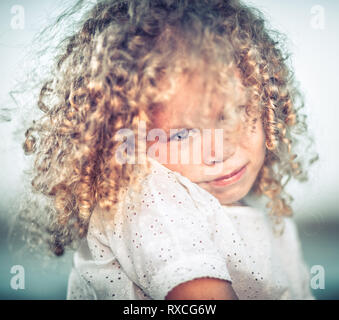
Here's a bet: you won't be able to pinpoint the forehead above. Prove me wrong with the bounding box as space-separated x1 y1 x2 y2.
153 71 246 130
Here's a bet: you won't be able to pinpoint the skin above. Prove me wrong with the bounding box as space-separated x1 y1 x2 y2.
165 278 238 300
146 72 267 300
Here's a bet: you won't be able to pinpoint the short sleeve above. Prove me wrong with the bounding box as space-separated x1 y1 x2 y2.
106 159 232 300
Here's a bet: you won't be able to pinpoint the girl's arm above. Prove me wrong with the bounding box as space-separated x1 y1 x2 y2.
165 277 239 300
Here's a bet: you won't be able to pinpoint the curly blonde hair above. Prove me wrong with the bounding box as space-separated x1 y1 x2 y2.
11 0 318 256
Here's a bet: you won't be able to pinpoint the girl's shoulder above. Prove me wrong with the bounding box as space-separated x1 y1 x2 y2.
88 158 219 241
143 157 223 212
125 157 221 216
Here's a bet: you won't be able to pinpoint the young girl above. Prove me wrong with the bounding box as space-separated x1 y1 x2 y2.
17 0 318 299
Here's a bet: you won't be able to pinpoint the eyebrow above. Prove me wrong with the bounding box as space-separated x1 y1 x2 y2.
163 109 226 132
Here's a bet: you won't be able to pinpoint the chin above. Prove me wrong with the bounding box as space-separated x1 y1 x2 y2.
211 185 250 206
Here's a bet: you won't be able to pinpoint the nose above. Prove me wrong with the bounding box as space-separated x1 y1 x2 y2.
202 128 236 165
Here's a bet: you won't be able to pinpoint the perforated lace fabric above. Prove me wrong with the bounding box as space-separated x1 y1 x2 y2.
66 157 314 300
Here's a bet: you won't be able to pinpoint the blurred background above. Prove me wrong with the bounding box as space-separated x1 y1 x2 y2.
0 0 338 299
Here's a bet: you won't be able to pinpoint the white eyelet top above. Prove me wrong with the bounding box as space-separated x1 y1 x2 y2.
66 157 314 300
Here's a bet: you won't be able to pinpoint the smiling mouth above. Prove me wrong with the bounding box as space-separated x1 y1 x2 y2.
213 164 247 181
208 163 248 187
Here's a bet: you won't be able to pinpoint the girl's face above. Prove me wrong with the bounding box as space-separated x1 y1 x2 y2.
146 74 266 206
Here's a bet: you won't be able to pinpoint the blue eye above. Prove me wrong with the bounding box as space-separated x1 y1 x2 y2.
170 129 189 141
170 129 199 141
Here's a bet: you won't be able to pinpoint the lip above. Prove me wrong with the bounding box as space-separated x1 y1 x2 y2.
209 163 248 187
